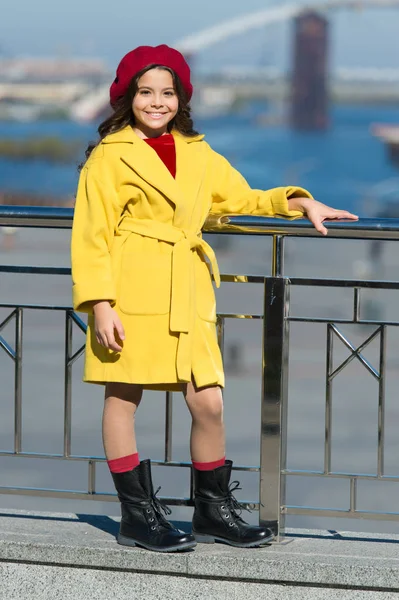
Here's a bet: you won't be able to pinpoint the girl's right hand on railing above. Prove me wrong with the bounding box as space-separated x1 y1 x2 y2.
288 197 359 236
93 301 125 352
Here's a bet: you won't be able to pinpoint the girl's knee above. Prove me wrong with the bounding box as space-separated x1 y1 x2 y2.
187 387 224 423
105 382 143 408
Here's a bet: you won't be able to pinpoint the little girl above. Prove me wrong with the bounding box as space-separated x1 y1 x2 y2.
71 44 358 553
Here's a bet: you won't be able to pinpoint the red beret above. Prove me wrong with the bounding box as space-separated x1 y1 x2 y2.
109 44 193 107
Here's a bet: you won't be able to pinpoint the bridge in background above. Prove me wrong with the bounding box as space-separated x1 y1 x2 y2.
4 67 399 123
174 0 399 54
71 0 399 125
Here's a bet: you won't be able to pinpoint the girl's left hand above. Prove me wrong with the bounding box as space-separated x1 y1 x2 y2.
288 197 359 236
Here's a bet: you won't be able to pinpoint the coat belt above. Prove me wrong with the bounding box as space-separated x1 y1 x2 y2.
117 218 220 334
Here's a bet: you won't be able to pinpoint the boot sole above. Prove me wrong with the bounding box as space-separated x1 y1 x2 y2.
117 533 197 553
192 531 274 548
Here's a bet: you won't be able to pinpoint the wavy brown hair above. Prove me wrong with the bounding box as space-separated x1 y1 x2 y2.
80 65 199 167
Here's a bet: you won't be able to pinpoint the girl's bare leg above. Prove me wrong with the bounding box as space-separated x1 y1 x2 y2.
183 382 225 462
103 382 143 460
104 382 197 552
186 383 273 547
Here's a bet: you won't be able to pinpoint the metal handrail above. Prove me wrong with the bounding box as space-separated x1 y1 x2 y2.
2 205 399 240
2 205 399 540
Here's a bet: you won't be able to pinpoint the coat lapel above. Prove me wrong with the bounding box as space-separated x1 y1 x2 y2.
102 126 207 227
103 126 182 209
173 131 207 228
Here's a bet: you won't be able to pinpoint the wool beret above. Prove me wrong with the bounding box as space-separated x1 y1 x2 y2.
110 44 193 107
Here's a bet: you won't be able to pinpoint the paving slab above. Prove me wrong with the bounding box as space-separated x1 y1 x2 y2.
1 508 399 594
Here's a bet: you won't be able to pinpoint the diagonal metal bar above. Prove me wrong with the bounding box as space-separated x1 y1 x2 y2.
329 325 381 380
71 312 87 334
330 346 378 380
0 336 15 360
69 344 86 366
67 312 87 366
0 308 17 332
332 324 381 358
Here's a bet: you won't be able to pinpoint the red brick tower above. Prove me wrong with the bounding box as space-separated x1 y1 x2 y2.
291 11 329 130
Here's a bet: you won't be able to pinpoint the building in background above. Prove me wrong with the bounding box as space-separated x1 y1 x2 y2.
0 57 111 121
291 11 329 131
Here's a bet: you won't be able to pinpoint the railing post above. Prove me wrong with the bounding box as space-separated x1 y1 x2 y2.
272 235 285 277
14 308 23 454
64 311 73 457
164 392 173 463
260 276 290 539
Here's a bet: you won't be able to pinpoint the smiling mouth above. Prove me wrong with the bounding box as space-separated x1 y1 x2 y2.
145 112 167 118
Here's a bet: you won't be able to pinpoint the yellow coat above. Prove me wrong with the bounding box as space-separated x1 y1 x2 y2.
71 126 311 391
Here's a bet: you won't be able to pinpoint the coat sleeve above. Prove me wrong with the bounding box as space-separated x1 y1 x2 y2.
71 158 123 314
208 148 313 218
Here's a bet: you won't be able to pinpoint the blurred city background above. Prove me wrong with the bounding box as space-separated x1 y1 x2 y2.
2 0 399 535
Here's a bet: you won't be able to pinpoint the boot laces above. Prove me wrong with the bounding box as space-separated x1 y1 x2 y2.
150 486 174 529
152 486 172 518
227 481 251 519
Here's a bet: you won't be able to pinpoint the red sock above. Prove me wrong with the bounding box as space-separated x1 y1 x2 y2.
107 453 140 474
192 457 226 471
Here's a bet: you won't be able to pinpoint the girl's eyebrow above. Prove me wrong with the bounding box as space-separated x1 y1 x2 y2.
138 86 175 91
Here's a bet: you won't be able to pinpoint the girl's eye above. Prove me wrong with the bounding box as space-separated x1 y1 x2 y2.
140 90 150 95
164 91 174 96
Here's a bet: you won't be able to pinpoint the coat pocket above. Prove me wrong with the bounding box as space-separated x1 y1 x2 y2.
195 256 217 323
119 251 171 315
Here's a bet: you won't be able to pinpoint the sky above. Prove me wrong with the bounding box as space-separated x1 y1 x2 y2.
2 0 399 72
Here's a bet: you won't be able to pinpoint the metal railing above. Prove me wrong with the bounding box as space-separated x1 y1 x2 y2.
2 205 399 540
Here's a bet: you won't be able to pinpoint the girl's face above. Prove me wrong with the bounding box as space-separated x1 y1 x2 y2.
132 68 179 139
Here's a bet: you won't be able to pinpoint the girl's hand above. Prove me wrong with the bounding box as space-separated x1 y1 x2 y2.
93 301 125 352
288 197 359 236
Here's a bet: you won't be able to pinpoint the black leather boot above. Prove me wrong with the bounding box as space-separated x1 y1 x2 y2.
111 459 196 552
192 460 274 548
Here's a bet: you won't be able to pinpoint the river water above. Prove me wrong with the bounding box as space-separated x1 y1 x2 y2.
1 102 399 213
